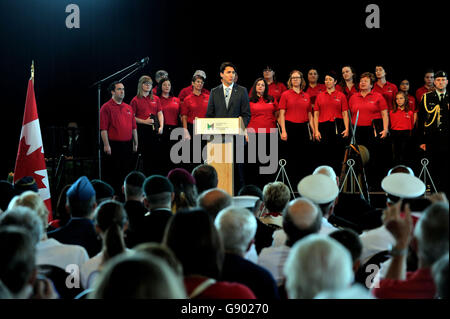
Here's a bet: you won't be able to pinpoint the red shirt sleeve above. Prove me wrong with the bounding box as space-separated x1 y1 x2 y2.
130 97 137 116
100 104 109 131
341 92 349 112
180 97 189 116
278 92 287 110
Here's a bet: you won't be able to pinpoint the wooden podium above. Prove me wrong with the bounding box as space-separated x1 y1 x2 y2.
194 117 245 195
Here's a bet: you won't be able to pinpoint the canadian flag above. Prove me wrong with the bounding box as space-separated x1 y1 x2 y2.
14 77 52 219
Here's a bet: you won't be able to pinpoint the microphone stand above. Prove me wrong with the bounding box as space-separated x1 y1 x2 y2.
90 57 149 179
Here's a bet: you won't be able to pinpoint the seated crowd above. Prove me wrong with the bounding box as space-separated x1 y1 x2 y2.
0 162 448 299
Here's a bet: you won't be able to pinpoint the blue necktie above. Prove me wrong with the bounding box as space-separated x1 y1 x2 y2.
225 87 231 108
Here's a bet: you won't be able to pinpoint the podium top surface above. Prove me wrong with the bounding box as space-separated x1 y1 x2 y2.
194 117 245 135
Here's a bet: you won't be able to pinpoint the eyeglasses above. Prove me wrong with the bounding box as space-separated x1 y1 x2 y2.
143 82 152 85
291 77 301 80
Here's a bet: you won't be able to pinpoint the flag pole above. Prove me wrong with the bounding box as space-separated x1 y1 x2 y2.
31 60 35 84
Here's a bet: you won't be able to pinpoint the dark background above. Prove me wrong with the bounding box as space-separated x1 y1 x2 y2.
0 0 448 181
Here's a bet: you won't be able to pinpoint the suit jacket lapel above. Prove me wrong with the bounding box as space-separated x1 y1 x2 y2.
227 85 239 112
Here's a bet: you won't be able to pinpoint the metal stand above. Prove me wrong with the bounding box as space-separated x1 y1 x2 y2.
91 57 149 180
274 159 297 199
418 158 438 193
340 159 367 199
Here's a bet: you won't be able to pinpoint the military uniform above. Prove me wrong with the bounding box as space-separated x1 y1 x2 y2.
418 74 448 194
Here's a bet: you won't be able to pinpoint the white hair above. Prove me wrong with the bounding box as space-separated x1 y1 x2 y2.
414 202 449 266
314 284 374 299
283 234 354 299
313 165 337 185
214 206 257 255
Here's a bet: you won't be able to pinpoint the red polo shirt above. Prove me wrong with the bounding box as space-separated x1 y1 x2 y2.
130 95 162 120
415 86 433 104
389 109 414 131
372 81 398 110
315 90 349 122
100 99 137 141
178 85 210 102
306 83 326 106
348 91 388 126
407 95 417 113
180 92 210 124
373 268 436 299
247 97 278 132
160 96 181 126
337 83 359 100
278 89 312 123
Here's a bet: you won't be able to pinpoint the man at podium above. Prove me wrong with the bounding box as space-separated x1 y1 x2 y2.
205 62 251 192
205 62 251 126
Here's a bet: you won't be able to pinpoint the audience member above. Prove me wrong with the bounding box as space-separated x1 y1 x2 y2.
167 168 198 212
432 253 449 299
197 188 232 220
133 242 183 277
122 171 147 247
47 176 101 257
5 192 89 270
0 180 16 213
283 234 354 299
80 200 129 289
192 164 218 194
0 226 57 299
329 228 363 274
89 252 186 299
373 200 449 298
91 179 115 204
163 208 256 299
258 197 321 286
137 175 174 245
215 206 279 299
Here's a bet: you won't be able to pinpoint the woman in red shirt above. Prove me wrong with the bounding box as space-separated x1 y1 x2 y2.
180 74 210 170
373 65 398 110
262 65 287 103
348 72 389 190
314 70 350 175
156 77 182 175
246 77 279 188
338 65 359 100
305 68 326 107
278 70 315 182
130 75 164 176
390 91 414 166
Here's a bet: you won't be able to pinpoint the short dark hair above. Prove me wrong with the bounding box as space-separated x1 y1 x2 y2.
192 164 218 194
108 81 122 94
125 171 146 198
67 195 97 218
329 228 363 263
360 72 376 85
220 62 236 74
238 184 263 200
249 78 274 103
0 226 35 294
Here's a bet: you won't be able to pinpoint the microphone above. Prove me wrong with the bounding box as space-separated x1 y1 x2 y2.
139 57 149 66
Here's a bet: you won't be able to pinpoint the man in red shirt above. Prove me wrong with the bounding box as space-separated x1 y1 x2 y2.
415 69 435 103
100 81 137 193
373 198 448 299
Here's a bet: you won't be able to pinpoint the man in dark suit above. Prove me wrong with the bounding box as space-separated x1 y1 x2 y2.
206 62 251 126
131 175 174 245
205 62 251 189
418 70 448 195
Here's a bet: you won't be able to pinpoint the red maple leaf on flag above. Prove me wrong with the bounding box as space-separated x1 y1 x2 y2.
14 137 47 189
